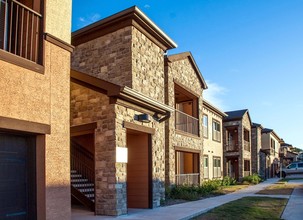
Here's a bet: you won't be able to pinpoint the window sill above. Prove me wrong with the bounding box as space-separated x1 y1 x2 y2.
175 129 201 139
0 49 44 74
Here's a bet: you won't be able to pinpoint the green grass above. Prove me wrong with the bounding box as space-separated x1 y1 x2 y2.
193 197 288 220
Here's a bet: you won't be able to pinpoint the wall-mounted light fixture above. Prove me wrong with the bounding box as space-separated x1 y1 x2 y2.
135 113 151 123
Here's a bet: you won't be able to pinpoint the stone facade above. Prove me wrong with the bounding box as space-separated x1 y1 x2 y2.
70 81 167 215
70 7 176 216
251 124 262 174
0 0 72 219
202 100 226 180
223 111 252 181
164 53 207 185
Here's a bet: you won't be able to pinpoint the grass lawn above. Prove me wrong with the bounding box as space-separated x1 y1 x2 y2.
193 197 288 220
257 182 298 195
212 185 248 195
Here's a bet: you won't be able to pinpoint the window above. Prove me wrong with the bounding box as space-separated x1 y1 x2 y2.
213 157 221 178
202 115 208 138
203 155 209 179
244 160 250 176
298 163 303 168
270 138 275 150
244 129 250 151
212 120 221 142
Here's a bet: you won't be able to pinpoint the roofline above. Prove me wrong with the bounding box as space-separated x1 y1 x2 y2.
252 122 264 129
72 6 177 50
70 69 174 115
262 128 281 140
165 52 208 89
203 99 227 117
224 109 252 125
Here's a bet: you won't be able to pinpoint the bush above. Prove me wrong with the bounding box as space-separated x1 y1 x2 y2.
222 176 237 186
242 173 262 185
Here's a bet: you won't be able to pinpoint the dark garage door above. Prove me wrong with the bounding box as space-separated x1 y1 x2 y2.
0 133 36 220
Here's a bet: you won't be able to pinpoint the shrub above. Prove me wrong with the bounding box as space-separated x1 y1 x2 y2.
242 173 262 185
222 176 237 186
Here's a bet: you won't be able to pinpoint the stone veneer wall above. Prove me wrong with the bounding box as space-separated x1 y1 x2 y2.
72 27 133 87
223 112 251 180
251 126 262 174
131 28 165 102
72 26 166 103
165 57 204 185
71 83 166 215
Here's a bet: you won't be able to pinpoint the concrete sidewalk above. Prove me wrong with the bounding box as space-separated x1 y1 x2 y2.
72 178 285 220
281 179 303 220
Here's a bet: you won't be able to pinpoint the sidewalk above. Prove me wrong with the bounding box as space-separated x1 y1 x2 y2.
281 179 303 220
72 178 283 220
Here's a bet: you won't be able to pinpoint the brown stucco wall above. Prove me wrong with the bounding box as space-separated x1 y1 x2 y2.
165 56 204 185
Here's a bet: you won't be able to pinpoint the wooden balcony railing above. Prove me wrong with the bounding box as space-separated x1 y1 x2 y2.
0 0 43 63
175 110 199 136
175 173 200 186
226 140 239 152
244 140 250 152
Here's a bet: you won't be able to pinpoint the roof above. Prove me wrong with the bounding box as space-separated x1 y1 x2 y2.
203 99 227 117
262 128 281 140
72 6 177 50
71 69 174 115
252 122 263 129
165 52 208 89
224 109 248 120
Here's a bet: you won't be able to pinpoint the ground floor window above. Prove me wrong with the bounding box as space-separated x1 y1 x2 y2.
203 155 209 179
213 157 221 178
175 150 199 185
244 159 250 177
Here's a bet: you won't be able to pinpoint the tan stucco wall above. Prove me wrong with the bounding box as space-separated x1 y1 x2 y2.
165 56 204 185
203 106 224 180
45 0 72 43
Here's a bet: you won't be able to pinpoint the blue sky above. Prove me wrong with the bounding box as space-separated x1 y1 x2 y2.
72 0 303 149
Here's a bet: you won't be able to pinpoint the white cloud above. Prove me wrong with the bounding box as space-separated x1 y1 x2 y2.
203 80 228 111
144 4 151 9
77 13 101 28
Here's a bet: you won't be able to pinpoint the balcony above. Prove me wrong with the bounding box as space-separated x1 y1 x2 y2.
226 140 239 152
0 0 43 64
175 109 199 136
175 173 199 186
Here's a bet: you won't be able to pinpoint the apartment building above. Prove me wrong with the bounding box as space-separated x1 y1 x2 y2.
71 6 179 216
202 100 227 180
164 52 207 186
223 109 252 181
261 128 281 178
0 0 73 219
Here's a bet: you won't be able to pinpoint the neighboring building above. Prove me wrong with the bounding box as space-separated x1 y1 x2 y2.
164 52 207 186
261 128 281 178
280 141 298 166
71 6 179 216
0 0 73 219
202 100 227 180
223 109 252 181
251 123 263 175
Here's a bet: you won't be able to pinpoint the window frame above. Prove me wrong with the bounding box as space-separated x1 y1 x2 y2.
213 156 221 178
202 114 208 138
212 119 221 142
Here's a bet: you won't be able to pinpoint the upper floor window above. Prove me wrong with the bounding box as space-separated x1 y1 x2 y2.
270 138 275 150
202 114 208 138
0 0 43 64
174 83 199 136
212 119 221 142
244 128 250 151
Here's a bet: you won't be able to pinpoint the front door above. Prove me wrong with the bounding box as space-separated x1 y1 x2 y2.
126 130 151 209
0 133 36 220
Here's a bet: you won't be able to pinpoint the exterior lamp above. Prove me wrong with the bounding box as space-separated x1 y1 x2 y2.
135 113 151 123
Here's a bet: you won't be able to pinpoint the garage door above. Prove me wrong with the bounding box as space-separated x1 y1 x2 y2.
0 133 36 220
